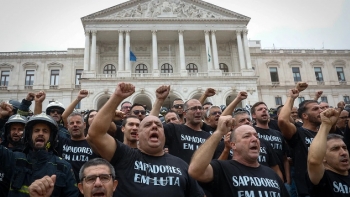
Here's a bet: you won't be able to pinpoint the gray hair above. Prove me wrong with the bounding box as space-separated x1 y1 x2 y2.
205 106 221 118
79 158 116 182
67 112 84 123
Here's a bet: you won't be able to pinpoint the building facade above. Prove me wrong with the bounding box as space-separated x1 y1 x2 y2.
0 0 349 111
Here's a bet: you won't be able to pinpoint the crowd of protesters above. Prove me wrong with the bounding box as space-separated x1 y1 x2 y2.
0 81 349 197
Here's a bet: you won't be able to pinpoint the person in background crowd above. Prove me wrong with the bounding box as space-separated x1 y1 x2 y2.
278 82 323 197
164 110 181 124
61 89 89 126
202 102 213 112
0 113 78 196
120 115 140 148
307 108 350 197
334 110 349 136
120 101 132 116
171 98 185 124
87 82 205 196
188 118 289 196
130 103 146 121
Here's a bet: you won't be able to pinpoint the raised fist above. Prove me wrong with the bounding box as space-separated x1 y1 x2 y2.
204 88 216 97
35 91 46 103
77 89 89 100
114 83 135 99
155 85 170 100
295 82 308 92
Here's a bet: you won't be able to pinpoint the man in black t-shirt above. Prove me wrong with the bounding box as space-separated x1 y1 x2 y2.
251 101 289 185
188 118 289 197
120 115 140 148
278 82 324 197
307 108 350 197
87 83 204 197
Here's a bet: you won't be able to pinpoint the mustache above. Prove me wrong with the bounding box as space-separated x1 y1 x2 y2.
92 188 106 195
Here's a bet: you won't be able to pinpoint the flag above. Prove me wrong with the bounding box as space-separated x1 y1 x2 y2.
208 48 211 62
130 49 137 61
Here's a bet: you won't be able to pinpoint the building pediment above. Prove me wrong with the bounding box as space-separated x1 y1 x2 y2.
81 0 250 22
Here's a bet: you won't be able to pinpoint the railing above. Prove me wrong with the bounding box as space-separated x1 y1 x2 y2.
24 85 33 90
222 72 242 77
0 86 7 90
261 49 349 54
339 81 347 85
317 81 325 85
75 85 81 89
49 85 58 89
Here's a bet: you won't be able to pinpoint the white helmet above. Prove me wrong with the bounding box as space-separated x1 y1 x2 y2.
46 101 65 115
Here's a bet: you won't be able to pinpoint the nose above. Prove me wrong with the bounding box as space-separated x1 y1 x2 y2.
94 177 103 186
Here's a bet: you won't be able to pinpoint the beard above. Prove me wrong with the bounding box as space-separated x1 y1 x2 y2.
307 114 321 127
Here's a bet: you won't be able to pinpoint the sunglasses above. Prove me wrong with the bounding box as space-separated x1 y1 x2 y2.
186 106 203 112
133 110 146 115
173 104 184 109
50 109 63 114
210 111 222 116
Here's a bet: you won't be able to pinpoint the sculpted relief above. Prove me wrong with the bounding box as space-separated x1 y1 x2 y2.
99 0 228 19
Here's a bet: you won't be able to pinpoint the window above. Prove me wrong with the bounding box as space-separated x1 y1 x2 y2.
344 96 350 104
1 71 10 86
75 102 81 109
275 97 282 106
314 67 323 81
25 70 35 86
336 67 346 81
292 67 301 82
186 63 198 73
103 64 116 74
219 63 229 72
269 67 279 82
75 69 83 85
135 64 148 73
50 70 59 86
161 63 173 73
298 97 305 104
321 96 328 103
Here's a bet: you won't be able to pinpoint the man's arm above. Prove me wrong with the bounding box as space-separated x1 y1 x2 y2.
313 91 323 101
61 89 88 126
149 85 170 116
222 91 247 116
307 108 339 185
218 132 231 160
189 115 233 182
198 88 215 105
87 83 135 162
278 87 303 140
34 91 46 115
17 92 35 116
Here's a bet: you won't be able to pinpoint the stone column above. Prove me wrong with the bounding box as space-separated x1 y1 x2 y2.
124 30 131 71
152 30 159 71
118 30 124 71
83 31 90 71
211 30 219 70
90 30 97 72
236 30 246 70
242 29 252 69
178 30 186 71
204 30 213 70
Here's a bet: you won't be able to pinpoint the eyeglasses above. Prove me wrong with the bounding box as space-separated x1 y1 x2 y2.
173 104 184 109
133 110 146 115
50 109 63 114
121 106 131 110
82 174 113 185
186 106 203 112
210 111 222 116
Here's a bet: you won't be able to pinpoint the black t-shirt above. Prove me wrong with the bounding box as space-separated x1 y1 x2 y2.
163 123 211 164
269 119 281 132
207 160 289 197
110 140 204 197
308 170 350 197
201 122 215 135
57 137 99 182
287 126 317 196
254 126 287 180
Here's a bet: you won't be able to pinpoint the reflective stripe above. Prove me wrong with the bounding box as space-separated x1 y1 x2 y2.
10 185 29 194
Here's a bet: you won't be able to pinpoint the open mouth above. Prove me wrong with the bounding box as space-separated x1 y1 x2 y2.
35 138 45 146
149 133 159 142
249 145 259 151
92 192 106 197
131 131 137 138
340 158 349 164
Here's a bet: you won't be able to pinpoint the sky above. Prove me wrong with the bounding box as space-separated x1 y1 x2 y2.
0 0 349 52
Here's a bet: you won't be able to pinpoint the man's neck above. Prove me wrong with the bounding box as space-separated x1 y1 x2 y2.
255 121 269 129
185 122 202 131
302 121 319 132
124 140 137 148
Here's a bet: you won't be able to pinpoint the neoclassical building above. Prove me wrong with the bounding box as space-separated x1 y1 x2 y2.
0 0 349 111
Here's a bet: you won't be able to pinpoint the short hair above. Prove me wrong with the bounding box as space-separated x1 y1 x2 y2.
67 112 84 123
121 101 132 107
203 102 213 106
165 110 180 119
131 103 145 111
79 158 116 182
121 115 139 127
297 100 318 120
233 110 250 118
230 127 238 142
205 106 220 118
251 102 267 115
327 133 344 141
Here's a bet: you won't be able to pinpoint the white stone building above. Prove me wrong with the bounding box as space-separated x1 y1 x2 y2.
0 0 349 111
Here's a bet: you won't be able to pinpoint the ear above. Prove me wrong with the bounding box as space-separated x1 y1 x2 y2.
113 180 118 191
121 126 125 133
302 113 308 120
78 183 84 194
252 113 256 119
231 141 236 150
